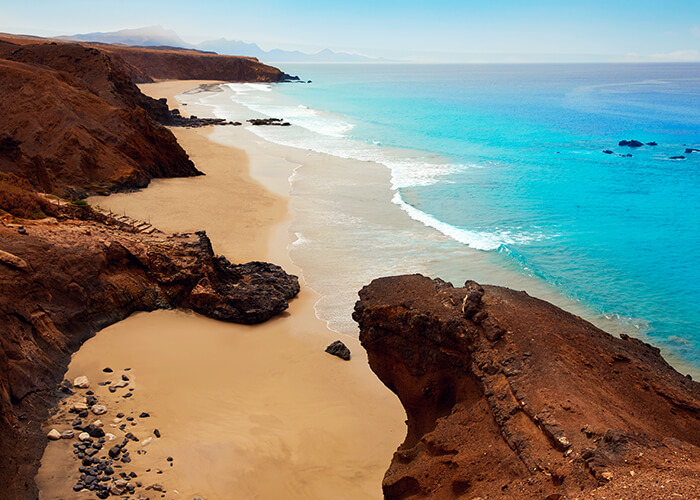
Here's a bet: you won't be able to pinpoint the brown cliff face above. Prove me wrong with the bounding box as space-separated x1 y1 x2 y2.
0 40 199 198
96 45 294 83
354 275 700 499
0 208 299 499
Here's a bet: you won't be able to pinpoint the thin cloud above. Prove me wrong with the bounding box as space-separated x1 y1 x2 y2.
691 25 700 37
649 50 700 62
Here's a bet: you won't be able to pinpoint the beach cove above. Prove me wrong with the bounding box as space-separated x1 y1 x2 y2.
35 81 405 500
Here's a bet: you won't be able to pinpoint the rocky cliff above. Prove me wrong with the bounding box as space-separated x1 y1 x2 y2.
0 206 299 498
0 39 200 199
354 275 700 499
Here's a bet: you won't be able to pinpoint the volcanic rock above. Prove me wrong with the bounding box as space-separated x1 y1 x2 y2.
325 340 351 360
618 139 644 147
354 275 700 499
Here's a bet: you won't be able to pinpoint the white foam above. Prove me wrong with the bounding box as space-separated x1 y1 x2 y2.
218 83 541 252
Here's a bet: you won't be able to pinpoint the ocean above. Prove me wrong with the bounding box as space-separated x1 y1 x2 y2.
204 63 700 372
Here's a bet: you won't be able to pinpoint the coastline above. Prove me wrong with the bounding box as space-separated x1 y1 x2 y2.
36 81 405 499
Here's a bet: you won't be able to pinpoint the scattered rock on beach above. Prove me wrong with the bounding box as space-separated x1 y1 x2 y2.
102 367 113 373
73 376 90 388
61 430 74 439
91 404 107 415
325 340 351 360
47 429 61 440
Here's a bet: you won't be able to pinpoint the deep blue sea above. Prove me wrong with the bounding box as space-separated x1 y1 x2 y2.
221 63 700 369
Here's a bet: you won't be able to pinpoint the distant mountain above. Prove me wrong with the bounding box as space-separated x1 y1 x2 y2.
196 38 379 62
60 26 192 48
60 27 381 62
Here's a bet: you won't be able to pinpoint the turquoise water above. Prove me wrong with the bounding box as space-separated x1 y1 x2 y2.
222 63 700 368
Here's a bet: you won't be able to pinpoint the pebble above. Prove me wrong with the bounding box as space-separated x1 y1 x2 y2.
73 376 90 388
72 402 89 412
93 419 103 427
153 429 161 438
47 429 62 440
112 418 121 424
91 404 107 415
61 430 75 439
139 412 150 418
108 446 121 458
166 457 173 462
121 374 129 381
103 367 113 373
126 417 134 421
141 437 153 447
114 380 128 389
108 386 117 393
123 393 133 399
116 413 125 418
79 432 91 441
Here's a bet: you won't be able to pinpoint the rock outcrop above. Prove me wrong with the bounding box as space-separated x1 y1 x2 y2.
0 207 299 498
354 275 700 499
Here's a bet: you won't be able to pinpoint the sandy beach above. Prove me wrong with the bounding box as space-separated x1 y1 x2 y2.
35 81 405 499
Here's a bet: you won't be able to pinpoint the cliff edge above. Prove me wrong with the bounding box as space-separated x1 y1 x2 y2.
354 275 700 499
0 206 299 498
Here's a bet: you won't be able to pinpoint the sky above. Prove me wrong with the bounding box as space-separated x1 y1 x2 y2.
2 0 700 62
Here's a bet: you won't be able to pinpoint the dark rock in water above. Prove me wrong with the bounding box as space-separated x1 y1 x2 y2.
625 154 633 157
685 148 700 154
602 149 614 154
247 118 292 127
102 367 113 373
647 142 658 146
670 156 686 160
325 340 351 361
619 139 644 147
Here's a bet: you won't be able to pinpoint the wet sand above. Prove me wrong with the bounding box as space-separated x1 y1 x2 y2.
36 81 405 499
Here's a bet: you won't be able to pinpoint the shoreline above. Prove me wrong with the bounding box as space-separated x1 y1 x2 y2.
36 81 405 499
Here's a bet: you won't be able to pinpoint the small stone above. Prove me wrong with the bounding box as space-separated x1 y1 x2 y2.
139 412 150 418
152 483 164 491
154 429 161 438
96 489 109 499
116 412 125 418
121 374 129 381
78 410 88 418
125 432 138 441
166 456 173 462
126 417 134 421
114 380 128 388
103 367 113 373
73 402 89 412
601 471 613 481
74 376 90 388
85 390 94 396
108 446 121 458
141 437 153 447
93 419 103 427
79 432 91 441
325 340 351 361
105 433 116 441
73 484 84 492
123 393 133 399
47 429 61 440
61 430 75 439
108 386 117 393
91 404 107 415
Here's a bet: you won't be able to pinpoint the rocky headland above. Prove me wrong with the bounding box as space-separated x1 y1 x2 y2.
0 203 299 498
354 275 700 499
0 33 302 498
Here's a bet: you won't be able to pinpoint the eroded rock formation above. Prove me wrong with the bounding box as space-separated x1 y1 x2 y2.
354 275 700 499
0 207 299 498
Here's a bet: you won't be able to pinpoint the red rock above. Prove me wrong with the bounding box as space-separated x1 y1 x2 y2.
354 274 700 499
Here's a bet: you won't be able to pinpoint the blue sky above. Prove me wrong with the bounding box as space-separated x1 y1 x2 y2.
2 0 699 62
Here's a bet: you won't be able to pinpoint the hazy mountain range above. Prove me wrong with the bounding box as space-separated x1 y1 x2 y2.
60 26 381 63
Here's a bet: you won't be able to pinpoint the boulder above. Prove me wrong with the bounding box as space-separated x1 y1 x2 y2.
325 340 351 361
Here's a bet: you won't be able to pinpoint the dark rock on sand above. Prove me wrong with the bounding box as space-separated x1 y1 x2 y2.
102 368 113 373
618 139 644 147
325 340 351 361
354 275 700 499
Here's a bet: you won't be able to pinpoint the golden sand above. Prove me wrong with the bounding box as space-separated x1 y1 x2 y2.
36 81 404 499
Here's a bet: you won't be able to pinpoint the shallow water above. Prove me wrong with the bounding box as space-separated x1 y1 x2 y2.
203 64 700 371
